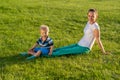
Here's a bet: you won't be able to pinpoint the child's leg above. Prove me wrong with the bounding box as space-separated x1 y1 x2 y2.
20 52 28 56
34 51 42 57
26 51 41 60
20 50 35 57
28 50 35 55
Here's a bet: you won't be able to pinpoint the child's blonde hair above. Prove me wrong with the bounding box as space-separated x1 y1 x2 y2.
40 25 49 35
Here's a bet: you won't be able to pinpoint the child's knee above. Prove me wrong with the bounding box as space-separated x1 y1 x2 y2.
35 51 41 56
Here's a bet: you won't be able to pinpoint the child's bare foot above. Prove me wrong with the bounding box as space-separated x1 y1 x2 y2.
20 52 28 56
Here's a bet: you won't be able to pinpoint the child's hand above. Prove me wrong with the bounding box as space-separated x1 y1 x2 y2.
28 49 33 52
48 53 52 56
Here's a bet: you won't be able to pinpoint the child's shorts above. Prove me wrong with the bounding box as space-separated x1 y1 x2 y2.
33 47 50 55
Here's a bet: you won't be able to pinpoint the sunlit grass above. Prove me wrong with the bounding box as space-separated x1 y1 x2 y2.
0 0 120 79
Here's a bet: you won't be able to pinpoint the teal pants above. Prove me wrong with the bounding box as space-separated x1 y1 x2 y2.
52 44 90 56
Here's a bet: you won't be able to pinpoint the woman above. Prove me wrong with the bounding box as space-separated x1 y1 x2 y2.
51 8 108 56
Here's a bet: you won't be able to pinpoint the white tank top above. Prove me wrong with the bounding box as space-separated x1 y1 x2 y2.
78 22 100 50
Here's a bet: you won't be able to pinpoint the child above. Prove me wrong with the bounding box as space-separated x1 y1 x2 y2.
21 25 54 60
52 8 108 56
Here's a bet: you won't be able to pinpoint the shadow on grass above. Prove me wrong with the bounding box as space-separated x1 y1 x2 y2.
0 54 52 68
0 52 88 69
0 54 28 68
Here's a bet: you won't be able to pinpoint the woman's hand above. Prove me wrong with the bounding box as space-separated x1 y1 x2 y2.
102 51 112 55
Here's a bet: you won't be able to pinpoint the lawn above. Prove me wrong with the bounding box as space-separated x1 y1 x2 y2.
0 0 120 80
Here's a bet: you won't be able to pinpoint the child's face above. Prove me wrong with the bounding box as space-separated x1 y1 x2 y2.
40 30 47 37
88 12 97 23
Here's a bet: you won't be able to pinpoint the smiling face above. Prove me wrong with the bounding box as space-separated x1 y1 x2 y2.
88 11 97 24
40 29 47 37
40 25 49 37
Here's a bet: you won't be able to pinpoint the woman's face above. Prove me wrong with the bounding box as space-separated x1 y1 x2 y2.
88 12 97 23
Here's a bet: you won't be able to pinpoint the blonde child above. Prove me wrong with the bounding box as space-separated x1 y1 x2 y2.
21 25 54 60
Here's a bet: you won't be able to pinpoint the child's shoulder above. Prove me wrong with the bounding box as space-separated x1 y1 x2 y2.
38 37 42 40
47 37 54 44
47 36 53 41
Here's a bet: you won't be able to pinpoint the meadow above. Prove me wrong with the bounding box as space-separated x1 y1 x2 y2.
0 0 120 80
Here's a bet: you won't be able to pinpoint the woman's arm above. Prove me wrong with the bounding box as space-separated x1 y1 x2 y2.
48 46 54 56
93 29 107 54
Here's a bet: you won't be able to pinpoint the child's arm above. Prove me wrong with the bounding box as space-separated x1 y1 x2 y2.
48 46 54 56
29 43 38 51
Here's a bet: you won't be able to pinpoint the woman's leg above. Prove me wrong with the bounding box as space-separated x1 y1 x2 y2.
53 44 77 52
52 45 90 56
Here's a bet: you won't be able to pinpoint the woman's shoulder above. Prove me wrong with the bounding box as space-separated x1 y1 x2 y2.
93 22 100 30
94 22 99 26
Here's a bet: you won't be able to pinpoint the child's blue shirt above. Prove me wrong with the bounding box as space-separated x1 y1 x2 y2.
36 37 53 48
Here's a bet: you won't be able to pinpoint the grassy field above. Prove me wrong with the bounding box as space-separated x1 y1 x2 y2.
0 0 120 80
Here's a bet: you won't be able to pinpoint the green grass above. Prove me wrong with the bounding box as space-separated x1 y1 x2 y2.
0 0 120 80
